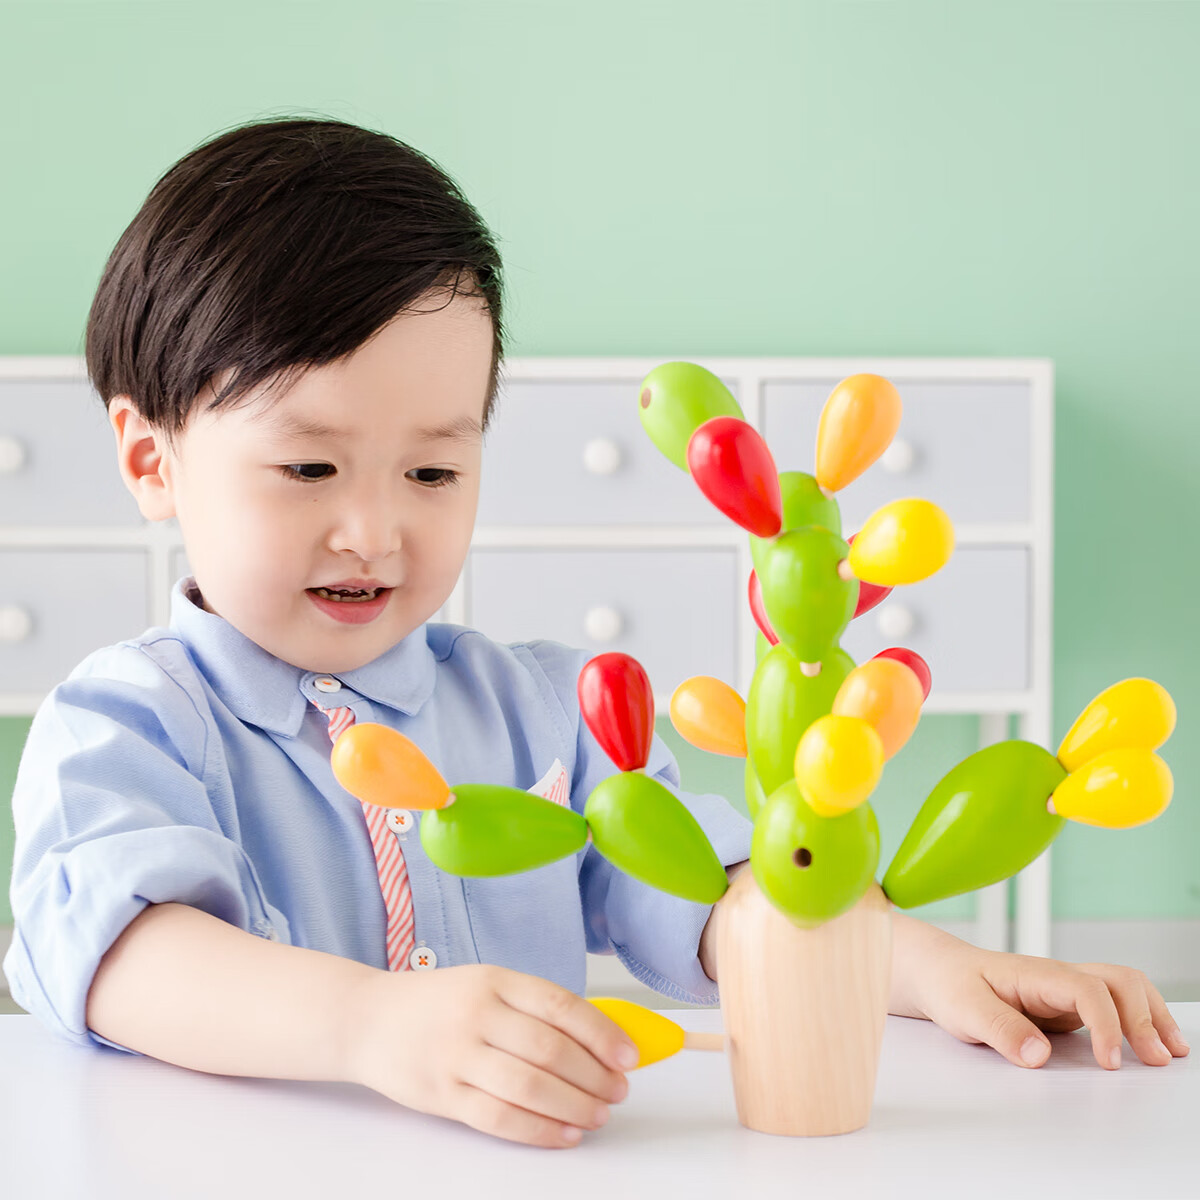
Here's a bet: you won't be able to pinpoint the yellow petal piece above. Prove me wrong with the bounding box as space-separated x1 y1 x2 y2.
331 722 451 810
669 676 748 757
1057 678 1177 773
847 498 955 586
589 997 685 1068
1050 748 1173 829
832 657 924 759
815 374 903 492
793 714 884 816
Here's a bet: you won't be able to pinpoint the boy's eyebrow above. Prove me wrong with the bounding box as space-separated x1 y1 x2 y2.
412 415 485 444
258 412 483 444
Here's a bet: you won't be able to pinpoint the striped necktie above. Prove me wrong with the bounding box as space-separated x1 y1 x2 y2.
313 700 416 972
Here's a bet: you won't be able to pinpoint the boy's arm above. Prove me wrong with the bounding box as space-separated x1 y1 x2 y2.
86 902 379 1081
87 901 639 1150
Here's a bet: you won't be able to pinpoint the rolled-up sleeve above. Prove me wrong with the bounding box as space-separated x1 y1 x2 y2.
525 642 753 1006
3 644 280 1051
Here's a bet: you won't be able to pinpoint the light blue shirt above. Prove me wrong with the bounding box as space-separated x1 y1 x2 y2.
5 580 753 1050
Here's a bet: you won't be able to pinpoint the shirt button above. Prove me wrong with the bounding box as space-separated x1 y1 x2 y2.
409 947 438 971
314 676 342 693
386 809 415 835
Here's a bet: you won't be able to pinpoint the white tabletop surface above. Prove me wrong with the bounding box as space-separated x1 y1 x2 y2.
1 1005 1195 1199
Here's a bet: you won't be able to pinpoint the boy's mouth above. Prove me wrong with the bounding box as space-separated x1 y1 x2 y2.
308 586 385 603
305 584 394 626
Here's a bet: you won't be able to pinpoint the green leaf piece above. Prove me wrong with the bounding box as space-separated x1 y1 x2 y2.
637 362 743 472
421 784 588 877
745 757 768 821
753 527 857 663
777 471 843 537
746 642 855 795
751 781 880 927
585 772 729 904
882 741 1068 909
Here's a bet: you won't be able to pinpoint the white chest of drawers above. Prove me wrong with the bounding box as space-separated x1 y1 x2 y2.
0 355 1054 959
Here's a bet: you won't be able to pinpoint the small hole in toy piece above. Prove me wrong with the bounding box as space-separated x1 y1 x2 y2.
640 387 652 408
793 847 813 868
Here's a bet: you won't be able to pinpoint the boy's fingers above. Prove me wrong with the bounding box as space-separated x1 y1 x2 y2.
467 1044 610 1134
485 1002 629 1104
1031 972 1123 1069
1079 965 1188 1063
498 971 639 1073
965 988 1051 1068
451 1079 588 1150
1147 991 1191 1057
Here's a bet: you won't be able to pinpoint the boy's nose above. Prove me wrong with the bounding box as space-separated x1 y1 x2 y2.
329 497 404 563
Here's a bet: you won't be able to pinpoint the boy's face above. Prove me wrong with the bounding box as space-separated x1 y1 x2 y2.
117 292 492 673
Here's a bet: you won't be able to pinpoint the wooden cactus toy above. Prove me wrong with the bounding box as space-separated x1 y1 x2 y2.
331 362 1177 1137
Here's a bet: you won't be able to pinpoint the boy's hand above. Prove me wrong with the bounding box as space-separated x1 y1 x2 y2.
346 963 637 1148
893 916 1190 1069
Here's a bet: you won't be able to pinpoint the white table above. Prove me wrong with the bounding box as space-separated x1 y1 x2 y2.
2 1006 1195 1199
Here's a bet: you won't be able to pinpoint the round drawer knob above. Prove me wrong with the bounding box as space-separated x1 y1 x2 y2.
584 605 624 643
877 604 915 640
0 435 28 475
880 437 916 474
0 604 34 643
582 437 622 476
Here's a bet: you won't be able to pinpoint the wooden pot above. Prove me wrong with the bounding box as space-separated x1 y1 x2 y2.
715 869 892 1136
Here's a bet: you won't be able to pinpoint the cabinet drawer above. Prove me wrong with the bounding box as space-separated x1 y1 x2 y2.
761 379 1032 529
466 548 739 698
479 379 737 526
0 550 151 691
840 546 1029 693
0 379 143 527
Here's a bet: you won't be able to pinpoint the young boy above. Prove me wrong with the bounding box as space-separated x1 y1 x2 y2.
4 117 1187 1150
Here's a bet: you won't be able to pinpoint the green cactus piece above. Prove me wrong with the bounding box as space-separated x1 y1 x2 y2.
776 470 843 537
744 757 768 820
585 771 730 904
883 741 1067 909
746 642 855 796
751 781 880 927
421 784 589 876
637 362 743 472
752 527 858 664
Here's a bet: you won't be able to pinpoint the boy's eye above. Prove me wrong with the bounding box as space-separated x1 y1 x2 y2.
407 467 459 488
281 463 335 481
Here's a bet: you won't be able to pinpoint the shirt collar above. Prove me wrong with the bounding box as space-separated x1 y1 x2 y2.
169 578 438 737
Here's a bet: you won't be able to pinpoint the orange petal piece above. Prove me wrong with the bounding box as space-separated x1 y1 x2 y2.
832 656 924 759
331 722 451 810
669 676 748 757
815 374 903 492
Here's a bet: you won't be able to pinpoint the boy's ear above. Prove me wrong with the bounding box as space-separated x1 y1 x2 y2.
109 396 178 521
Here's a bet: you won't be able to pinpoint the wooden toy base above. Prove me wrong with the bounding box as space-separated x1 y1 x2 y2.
716 871 892 1136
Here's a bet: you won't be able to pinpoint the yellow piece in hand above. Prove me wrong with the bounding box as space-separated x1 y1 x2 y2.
669 676 748 757
331 722 451 810
847 498 955 586
1050 748 1173 829
589 997 685 1068
1057 678 1177 773
793 714 884 816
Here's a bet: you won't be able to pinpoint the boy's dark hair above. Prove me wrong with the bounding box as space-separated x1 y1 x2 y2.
86 116 505 436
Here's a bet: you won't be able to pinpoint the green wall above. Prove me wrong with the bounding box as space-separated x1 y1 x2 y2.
2 1 1197 924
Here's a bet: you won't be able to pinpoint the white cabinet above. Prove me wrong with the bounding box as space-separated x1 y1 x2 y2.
0 355 1054 959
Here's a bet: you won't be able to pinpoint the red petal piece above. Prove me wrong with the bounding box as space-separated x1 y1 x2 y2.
848 532 894 617
748 570 779 645
686 417 782 537
577 652 655 771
